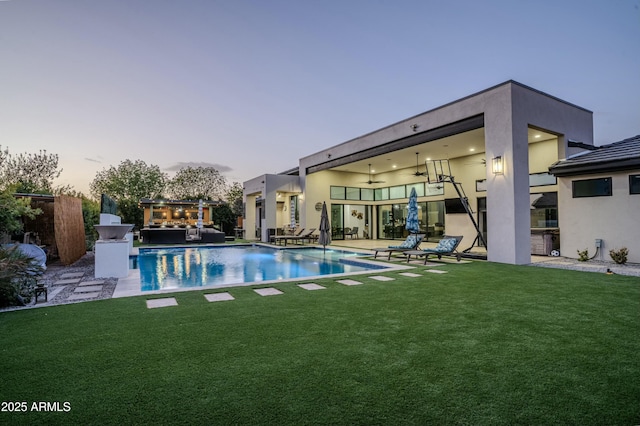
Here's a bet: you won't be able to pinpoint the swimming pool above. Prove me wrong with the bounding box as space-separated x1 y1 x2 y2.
134 245 385 292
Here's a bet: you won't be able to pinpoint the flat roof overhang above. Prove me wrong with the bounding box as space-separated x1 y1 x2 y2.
306 114 485 175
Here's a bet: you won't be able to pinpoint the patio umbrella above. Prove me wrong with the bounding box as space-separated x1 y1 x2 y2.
197 199 203 229
318 201 331 253
406 187 420 235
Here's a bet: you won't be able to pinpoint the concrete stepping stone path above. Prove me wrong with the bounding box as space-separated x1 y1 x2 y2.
205 292 235 302
254 288 283 296
68 292 102 300
298 283 326 290
370 276 395 281
337 279 362 286
146 298 178 309
399 272 422 277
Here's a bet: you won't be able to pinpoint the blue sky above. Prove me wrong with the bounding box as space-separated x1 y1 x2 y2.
1 0 639 195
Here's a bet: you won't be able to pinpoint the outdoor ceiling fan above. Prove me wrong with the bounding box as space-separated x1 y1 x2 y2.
412 152 427 176
362 163 385 185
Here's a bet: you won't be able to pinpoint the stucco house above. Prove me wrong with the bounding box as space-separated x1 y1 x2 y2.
548 135 640 263
243 80 636 265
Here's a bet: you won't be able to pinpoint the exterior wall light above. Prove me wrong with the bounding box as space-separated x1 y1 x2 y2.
492 156 504 175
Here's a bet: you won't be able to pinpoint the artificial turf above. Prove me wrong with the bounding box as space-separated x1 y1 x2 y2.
0 261 638 425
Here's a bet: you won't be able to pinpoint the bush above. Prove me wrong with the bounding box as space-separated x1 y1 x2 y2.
577 249 589 262
609 247 629 265
0 246 45 307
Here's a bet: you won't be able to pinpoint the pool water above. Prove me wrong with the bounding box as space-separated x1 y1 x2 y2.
134 245 382 292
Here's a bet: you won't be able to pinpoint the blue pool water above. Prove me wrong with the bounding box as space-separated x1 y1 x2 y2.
134 245 383 292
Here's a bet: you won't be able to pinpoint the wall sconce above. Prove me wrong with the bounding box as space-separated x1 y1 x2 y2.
492 156 504 175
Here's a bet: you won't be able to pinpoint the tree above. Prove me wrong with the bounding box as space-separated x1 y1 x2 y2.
90 160 167 228
166 166 228 200
226 182 244 217
90 160 167 201
0 187 42 239
0 146 63 194
212 204 236 235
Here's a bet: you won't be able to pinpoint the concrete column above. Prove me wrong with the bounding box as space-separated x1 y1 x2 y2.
485 98 531 265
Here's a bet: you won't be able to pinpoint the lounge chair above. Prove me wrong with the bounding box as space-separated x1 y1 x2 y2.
373 234 425 260
405 235 464 264
274 228 316 246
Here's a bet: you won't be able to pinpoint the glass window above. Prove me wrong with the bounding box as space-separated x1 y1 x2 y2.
530 192 558 228
425 183 444 196
572 178 612 197
406 183 424 197
331 204 344 239
346 187 360 200
330 186 345 200
374 187 389 201
530 172 557 187
389 185 405 199
630 175 640 194
361 188 374 201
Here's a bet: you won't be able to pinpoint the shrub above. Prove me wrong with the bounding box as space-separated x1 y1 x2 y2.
609 247 629 265
0 246 45 307
577 249 589 262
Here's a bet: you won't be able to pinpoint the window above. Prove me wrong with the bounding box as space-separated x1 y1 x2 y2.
572 178 612 198
630 175 640 194
346 187 360 200
361 188 374 201
406 183 425 197
530 192 558 228
374 187 389 201
389 185 405 199
330 186 345 200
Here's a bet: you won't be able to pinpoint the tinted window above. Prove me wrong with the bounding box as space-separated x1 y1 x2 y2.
572 178 612 198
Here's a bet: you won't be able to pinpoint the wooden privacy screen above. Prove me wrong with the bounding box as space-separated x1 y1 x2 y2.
54 195 86 265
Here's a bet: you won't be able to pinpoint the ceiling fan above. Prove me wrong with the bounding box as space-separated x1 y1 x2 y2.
411 152 427 176
362 164 385 184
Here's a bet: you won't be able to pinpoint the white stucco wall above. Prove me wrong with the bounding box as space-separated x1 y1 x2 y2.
557 170 640 263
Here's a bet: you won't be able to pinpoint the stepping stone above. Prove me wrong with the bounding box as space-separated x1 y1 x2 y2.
205 292 235 302
337 279 362 286
53 278 82 285
399 272 422 277
146 298 178 309
60 272 84 279
254 288 283 296
370 276 395 281
426 269 448 274
74 285 103 293
298 283 326 291
78 280 105 286
67 292 101 300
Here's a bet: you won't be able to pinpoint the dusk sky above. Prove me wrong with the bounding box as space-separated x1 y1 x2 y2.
1 0 639 196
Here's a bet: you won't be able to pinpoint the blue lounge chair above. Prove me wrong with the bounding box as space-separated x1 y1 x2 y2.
373 234 425 260
405 235 464 264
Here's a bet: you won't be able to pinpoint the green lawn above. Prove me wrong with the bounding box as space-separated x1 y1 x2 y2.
1 262 639 425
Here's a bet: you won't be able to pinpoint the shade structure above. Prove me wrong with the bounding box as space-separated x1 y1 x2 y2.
406 187 420 235
197 199 203 229
318 201 331 251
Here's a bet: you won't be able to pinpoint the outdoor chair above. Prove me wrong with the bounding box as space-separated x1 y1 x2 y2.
345 226 359 239
273 228 308 245
405 235 464 264
373 234 425 260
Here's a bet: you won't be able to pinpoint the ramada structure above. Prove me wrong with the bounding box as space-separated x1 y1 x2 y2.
243 81 640 265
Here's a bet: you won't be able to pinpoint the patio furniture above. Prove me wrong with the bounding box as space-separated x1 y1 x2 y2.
373 234 425 260
405 235 464 264
274 228 316 246
345 226 359 239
